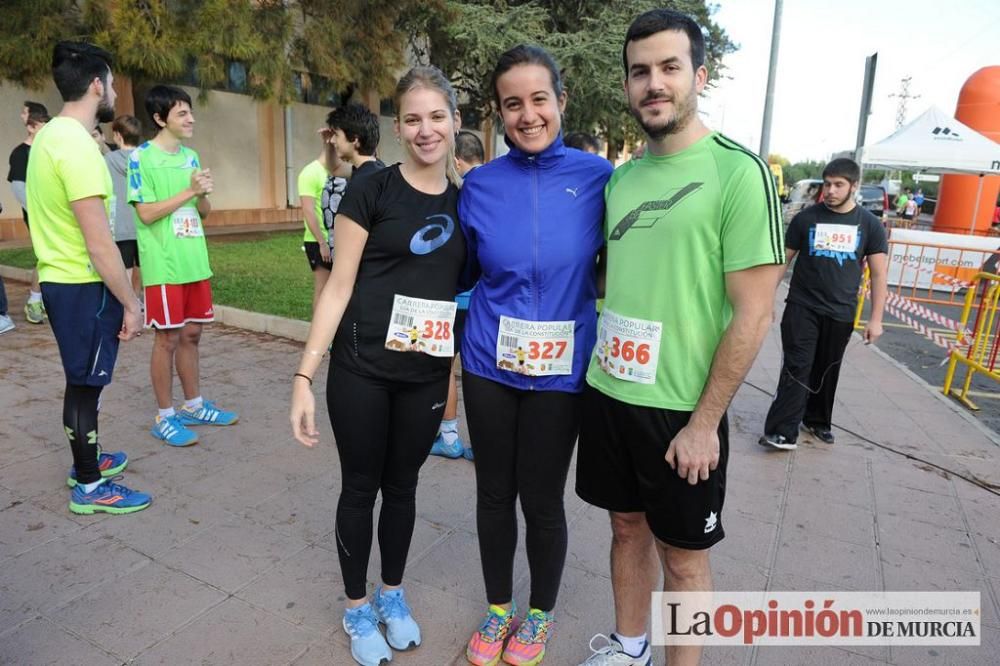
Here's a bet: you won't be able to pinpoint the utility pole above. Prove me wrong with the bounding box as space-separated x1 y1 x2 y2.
889 76 920 129
758 0 783 160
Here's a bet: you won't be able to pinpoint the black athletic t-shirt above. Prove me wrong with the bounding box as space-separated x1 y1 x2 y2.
786 203 888 322
7 143 29 182
352 158 386 182
332 164 466 382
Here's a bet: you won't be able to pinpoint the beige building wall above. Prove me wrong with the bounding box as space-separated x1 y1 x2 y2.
1 80 487 239
0 82 64 230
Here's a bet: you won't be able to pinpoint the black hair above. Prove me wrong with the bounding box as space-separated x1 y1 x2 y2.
23 101 50 125
623 9 705 73
51 41 113 103
112 115 143 147
145 85 193 128
490 44 563 109
455 130 485 164
326 103 380 156
822 158 861 184
564 132 601 153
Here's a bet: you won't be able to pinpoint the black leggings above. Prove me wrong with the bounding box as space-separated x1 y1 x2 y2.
64 383 103 484
327 366 449 601
462 371 581 612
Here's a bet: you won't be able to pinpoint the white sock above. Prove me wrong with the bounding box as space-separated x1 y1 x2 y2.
440 418 459 444
184 396 203 411
614 633 647 657
28 291 42 303
158 407 176 420
81 479 103 493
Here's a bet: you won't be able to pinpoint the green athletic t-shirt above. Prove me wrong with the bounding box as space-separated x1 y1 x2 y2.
586 132 784 410
128 141 212 286
26 117 114 284
298 159 328 242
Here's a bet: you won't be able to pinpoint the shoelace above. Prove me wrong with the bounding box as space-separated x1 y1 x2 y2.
515 613 552 644
84 476 131 497
344 608 378 638
478 610 508 643
586 634 636 662
378 592 410 620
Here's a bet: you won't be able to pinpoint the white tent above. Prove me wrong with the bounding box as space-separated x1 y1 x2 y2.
862 106 1000 231
862 106 1000 175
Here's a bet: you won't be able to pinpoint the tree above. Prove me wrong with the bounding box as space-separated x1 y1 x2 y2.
0 0 441 102
420 0 734 158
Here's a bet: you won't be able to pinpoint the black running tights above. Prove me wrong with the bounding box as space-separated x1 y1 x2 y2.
327 366 449 601
64 383 103 484
462 371 581 612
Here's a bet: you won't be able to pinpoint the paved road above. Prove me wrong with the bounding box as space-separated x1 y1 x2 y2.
1 279 999 665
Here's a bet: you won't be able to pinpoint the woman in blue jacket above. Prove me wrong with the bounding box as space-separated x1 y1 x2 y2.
460 45 613 665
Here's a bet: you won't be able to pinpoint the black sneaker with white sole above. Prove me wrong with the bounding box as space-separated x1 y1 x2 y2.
758 433 797 450
802 424 835 444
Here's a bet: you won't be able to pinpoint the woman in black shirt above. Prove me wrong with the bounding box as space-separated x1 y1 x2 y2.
290 66 466 666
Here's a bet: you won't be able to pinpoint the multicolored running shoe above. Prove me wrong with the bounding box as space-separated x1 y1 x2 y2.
67 448 128 487
502 608 554 665
467 604 519 666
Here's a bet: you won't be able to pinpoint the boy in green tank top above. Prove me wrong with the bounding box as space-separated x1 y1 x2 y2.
128 85 238 448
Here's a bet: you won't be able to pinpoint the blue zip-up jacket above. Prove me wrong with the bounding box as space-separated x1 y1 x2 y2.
458 135 613 392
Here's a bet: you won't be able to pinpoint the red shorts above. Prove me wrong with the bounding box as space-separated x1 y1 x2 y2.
145 280 215 329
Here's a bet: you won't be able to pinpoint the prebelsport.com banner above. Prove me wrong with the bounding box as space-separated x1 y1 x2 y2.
652 592 981 646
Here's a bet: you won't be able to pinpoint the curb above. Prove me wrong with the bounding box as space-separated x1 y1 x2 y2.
862 333 1000 447
0 264 310 343
0 265 33 283
214 304 310 342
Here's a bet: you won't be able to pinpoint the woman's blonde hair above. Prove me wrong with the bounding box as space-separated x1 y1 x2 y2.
393 66 462 187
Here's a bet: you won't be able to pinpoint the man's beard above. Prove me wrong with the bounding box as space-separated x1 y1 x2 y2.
629 86 697 141
97 94 114 124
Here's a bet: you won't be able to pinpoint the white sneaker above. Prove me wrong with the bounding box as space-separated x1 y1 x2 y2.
579 634 651 665
0 314 14 335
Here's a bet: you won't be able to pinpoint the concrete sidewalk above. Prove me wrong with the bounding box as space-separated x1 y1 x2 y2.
1 278 999 665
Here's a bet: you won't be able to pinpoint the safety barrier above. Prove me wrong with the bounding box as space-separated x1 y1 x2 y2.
942 272 1000 410
885 238 995 308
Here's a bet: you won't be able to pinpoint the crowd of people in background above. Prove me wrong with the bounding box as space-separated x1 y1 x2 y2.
7 6 892 666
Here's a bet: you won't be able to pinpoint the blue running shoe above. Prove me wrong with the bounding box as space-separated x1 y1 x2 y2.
463 444 474 461
177 400 239 426
151 414 199 447
67 448 128 487
343 603 392 666
69 478 152 515
429 432 463 459
373 586 421 651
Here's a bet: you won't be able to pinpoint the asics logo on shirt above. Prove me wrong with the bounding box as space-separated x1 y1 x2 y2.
609 182 703 240
409 214 455 255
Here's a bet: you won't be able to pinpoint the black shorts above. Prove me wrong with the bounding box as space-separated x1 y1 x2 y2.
116 240 140 269
576 386 729 550
304 241 332 271
41 282 124 386
453 307 467 351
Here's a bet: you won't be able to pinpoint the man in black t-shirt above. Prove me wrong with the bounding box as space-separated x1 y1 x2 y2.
8 101 51 323
760 158 888 450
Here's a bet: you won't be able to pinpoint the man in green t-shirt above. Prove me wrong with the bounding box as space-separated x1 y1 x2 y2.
26 41 149 515
575 11 785 666
128 85 238 448
299 113 351 314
